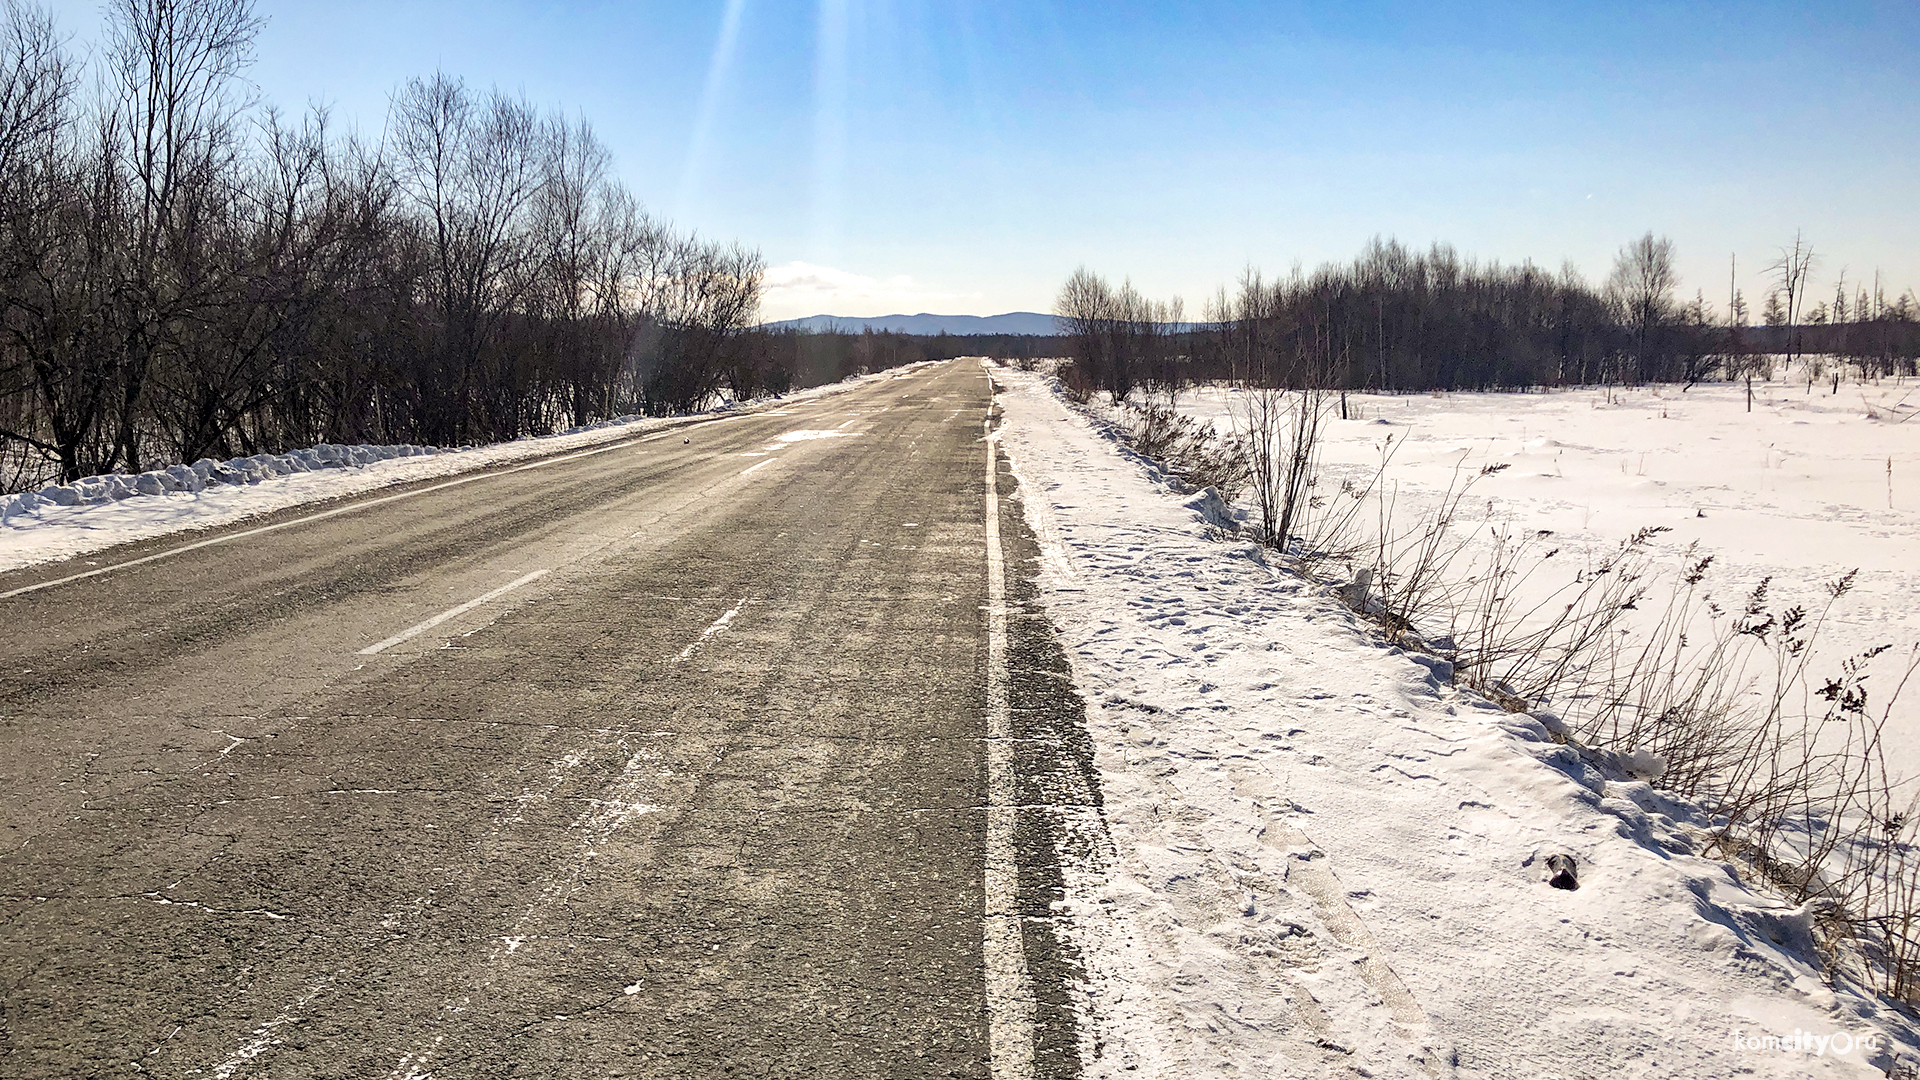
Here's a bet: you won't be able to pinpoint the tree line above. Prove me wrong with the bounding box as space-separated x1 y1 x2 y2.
1056 235 1920 399
1742 237 1920 384
0 0 770 493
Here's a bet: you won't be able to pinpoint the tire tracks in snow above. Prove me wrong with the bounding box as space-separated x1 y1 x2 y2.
1256 810 1451 1075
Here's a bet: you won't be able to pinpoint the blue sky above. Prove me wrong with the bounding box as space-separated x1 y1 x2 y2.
42 1 1920 320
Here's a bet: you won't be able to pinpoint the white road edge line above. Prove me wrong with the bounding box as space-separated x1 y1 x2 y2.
0 435 651 601
357 570 552 655
740 458 776 476
672 597 749 662
983 390 1036 1080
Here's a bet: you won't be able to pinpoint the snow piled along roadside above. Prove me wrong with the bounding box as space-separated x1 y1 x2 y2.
2 441 446 521
0 370 908 574
989 366 1917 1079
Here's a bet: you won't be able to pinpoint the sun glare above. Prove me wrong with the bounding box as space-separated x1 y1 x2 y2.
675 0 750 220
811 0 853 263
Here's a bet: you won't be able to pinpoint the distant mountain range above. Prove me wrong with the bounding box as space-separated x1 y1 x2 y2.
763 312 1060 336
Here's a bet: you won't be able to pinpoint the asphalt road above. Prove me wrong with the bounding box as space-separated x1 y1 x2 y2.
0 360 1101 1079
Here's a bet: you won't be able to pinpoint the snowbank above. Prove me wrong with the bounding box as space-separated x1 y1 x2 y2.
991 366 1917 1078
1 442 446 522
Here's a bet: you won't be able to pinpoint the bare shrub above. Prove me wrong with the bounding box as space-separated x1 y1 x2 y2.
1054 360 1094 404
1124 398 1248 500
1224 384 1379 575
1054 267 1184 404
1335 444 1920 1001
1363 456 1511 648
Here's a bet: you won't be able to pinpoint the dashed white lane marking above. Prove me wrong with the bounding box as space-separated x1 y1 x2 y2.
0 436 648 601
740 458 776 476
145 894 291 920
983 394 1036 1080
357 570 552 655
672 597 750 662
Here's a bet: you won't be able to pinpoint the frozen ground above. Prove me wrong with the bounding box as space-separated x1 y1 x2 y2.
1163 375 1920 781
991 365 1919 1078
0 369 921 575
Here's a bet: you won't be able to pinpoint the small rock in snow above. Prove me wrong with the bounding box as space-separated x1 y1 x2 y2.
1546 853 1579 891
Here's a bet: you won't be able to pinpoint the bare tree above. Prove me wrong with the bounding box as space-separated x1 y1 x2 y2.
391 73 552 441
1054 265 1116 399
1765 231 1817 374
0 0 96 478
99 0 263 472
0 0 68 179
629 235 764 414
1605 232 1677 384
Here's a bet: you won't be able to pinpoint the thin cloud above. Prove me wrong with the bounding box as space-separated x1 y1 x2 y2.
759 261 983 320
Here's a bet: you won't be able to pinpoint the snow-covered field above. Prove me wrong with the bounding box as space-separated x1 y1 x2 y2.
0 370 917 575
991 365 1919 1078
1162 375 1920 782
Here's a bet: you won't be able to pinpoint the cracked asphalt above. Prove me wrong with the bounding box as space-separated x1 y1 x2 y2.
0 361 1099 1079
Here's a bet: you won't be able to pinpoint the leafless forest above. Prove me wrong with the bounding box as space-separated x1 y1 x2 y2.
0 0 785 492
1056 236 1920 401
9 0 1916 497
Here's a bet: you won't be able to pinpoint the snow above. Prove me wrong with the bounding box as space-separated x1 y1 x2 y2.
1166 376 1920 780
0 368 923 575
990 365 1919 1078
772 428 855 443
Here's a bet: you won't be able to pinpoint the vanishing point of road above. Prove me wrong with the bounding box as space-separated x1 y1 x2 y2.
0 361 1100 1079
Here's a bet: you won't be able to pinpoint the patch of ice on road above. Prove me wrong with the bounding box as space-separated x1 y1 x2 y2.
990 366 1917 1079
773 428 855 442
